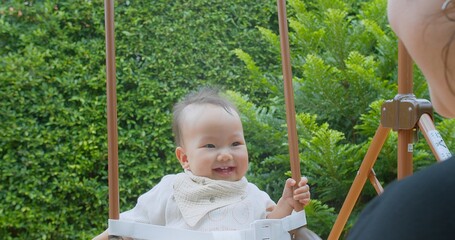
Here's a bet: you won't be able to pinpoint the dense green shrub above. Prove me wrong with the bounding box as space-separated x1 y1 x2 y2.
1 1 109 238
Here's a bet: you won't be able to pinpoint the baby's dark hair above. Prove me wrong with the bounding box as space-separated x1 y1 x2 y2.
172 87 239 147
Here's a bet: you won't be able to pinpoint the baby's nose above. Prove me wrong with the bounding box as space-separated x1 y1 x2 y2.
217 150 233 161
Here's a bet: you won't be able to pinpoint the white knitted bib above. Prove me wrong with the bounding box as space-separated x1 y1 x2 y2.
173 171 248 227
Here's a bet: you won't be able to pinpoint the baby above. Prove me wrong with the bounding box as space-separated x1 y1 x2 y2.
94 87 310 239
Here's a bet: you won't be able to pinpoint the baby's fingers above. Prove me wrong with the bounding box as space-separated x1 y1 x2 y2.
293 189 311 205
284 178 297 189
298 197 311 206
294 183 310 194
298 176 309 187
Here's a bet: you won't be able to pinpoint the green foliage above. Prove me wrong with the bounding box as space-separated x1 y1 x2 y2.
298 113 361 206
232 49 280 103
237 0 397 141
1 2 108 238
304 200 336 239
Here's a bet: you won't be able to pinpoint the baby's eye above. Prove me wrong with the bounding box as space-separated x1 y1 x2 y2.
232 142 242 147
204 144 216 148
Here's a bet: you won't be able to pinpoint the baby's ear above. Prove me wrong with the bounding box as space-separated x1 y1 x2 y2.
175 147 189 169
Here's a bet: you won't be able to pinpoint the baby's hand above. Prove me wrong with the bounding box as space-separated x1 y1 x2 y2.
267 176 311 219
283 177 311 208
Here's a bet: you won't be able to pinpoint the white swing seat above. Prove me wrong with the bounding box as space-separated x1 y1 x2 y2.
109 210 310 240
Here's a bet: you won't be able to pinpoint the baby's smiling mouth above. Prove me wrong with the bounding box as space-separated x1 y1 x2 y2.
213 166 235 174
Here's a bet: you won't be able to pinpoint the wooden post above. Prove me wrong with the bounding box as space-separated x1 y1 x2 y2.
397 40 414 179
277 0 303 211
104 0 119 220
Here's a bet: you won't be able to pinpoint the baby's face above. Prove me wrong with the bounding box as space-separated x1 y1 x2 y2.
175 104 248 181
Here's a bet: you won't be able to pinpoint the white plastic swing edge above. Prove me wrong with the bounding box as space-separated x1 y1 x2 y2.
108 210 307 240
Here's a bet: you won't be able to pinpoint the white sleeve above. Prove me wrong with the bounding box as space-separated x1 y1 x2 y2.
120 175 175 225
247 183 276 218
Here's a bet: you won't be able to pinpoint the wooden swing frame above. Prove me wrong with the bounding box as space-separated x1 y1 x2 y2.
103 0 304 224
104 0 450 239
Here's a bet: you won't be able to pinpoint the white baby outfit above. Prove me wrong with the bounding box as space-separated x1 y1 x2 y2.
120 171 275 231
